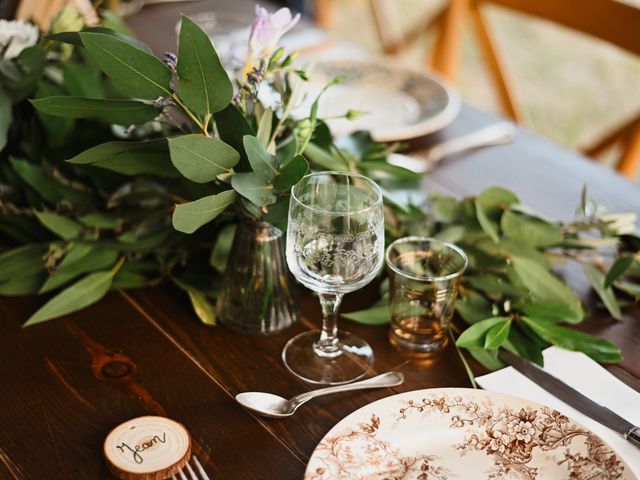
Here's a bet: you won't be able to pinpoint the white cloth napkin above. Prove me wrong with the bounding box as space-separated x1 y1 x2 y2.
476 346 640 475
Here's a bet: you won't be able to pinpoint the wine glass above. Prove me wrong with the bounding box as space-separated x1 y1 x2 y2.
283 171 385 385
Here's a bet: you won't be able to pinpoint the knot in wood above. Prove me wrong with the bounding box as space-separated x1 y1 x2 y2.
101 360 134 379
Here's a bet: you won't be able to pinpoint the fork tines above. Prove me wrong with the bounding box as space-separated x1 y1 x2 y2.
171 455 210 480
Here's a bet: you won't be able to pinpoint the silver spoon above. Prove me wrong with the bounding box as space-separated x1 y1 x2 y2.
236 371 405 418
388 121 517 173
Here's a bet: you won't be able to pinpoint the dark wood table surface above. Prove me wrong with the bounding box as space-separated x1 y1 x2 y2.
2 2 640 479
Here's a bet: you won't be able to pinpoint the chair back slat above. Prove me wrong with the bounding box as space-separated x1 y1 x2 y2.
478 0 640 56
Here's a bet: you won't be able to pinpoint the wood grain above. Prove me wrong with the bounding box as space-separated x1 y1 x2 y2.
0 293 304 479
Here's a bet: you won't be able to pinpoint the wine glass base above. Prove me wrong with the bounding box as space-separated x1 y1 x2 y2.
282 330 374 385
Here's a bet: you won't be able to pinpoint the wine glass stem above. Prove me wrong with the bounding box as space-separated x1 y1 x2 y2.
314 293 344 358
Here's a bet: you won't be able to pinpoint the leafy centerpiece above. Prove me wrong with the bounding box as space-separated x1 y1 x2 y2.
346 186 640 374
0 7 638 373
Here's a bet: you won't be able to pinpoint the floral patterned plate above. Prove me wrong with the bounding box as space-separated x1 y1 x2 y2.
305 388 635 480
299 60 461 142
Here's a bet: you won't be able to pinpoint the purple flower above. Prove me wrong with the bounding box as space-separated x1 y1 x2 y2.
247 5 300 61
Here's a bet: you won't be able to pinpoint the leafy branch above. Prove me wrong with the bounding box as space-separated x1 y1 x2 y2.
343 186 639 374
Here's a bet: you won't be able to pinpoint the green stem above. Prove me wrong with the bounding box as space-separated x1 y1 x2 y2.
172 94 207 135
449 328 477 388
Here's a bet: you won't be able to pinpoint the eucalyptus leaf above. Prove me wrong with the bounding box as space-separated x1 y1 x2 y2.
521 316 621 363
68 139 178 177
342 304 390 325
257 107 273 147
168 135 239 183
213 104 255 172
511 255 584 322
476 239 551 269
231 172 276 207
0 244 47 283
48 27 152 52
0 88 10 150
484 319 511 349
475 187 519 243
262 196 290 231
378 186 410 215
112 270 150 290
455 290 493 324
100 10 136 37
614 280 640 299
34 211 84 240
0 274 46 296
177 16 232 116
507 325 544 366
277 134 298 167
172 276 216 326
304 142 348 170
78 213 121 229
24 261 123 326
79 32 171 99
501 210 563 247
466 347 504 371
34 81 74 145
582 264 622 321
62 63 105 98
0 214 50 243
468 274 524 297
604 255 634 288
40 247 119 293
430 194 461 222
172 190 237 234
30 97 160 125
210 224 236 272
9 157 65 205
456 317 510 348
273 154 308 192
359 161 422 181
114 229 174 251
517 302 582 323
243 135 278 181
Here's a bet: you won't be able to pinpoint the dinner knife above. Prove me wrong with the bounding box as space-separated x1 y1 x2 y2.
498 349 640 449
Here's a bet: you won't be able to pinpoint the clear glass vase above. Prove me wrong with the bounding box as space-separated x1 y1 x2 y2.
217 219 299 335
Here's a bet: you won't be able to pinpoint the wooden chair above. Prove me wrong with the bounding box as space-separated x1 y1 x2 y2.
461 0 640 178
316 0 447 57
16 0 98 30
314 0 640 179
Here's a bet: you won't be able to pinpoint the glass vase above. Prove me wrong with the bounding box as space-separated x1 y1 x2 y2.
217 219 299 335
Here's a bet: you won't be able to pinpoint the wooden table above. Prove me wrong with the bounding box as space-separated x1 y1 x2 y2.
2 2 640 479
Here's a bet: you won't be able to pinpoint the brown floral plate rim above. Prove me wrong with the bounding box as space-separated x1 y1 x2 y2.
304 387 636 480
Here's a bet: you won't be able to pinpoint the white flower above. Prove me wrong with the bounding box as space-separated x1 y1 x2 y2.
247 5 300 61
514 420 535 443
488 431 507 453
0 20 39 60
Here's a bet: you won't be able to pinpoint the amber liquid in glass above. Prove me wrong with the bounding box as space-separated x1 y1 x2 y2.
388 282 457 357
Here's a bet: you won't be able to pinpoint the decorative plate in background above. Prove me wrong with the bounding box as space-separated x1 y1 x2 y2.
305 388 635 480
300 60 461 142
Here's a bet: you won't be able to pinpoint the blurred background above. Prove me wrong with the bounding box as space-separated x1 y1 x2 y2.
3 0 640 178
310 0 640 175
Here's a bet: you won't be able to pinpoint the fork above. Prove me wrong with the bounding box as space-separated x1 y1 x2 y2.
171 455 210 480
388 121 517 173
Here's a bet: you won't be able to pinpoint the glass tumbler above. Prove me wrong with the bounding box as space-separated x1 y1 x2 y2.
385 237 467 356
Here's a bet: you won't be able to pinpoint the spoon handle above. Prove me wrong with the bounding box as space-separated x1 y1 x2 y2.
289 372 404 409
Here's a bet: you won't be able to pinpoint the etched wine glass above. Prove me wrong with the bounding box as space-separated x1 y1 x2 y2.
284 171 385 384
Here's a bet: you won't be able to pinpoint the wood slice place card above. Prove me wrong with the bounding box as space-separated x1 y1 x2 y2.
104 416 191 480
